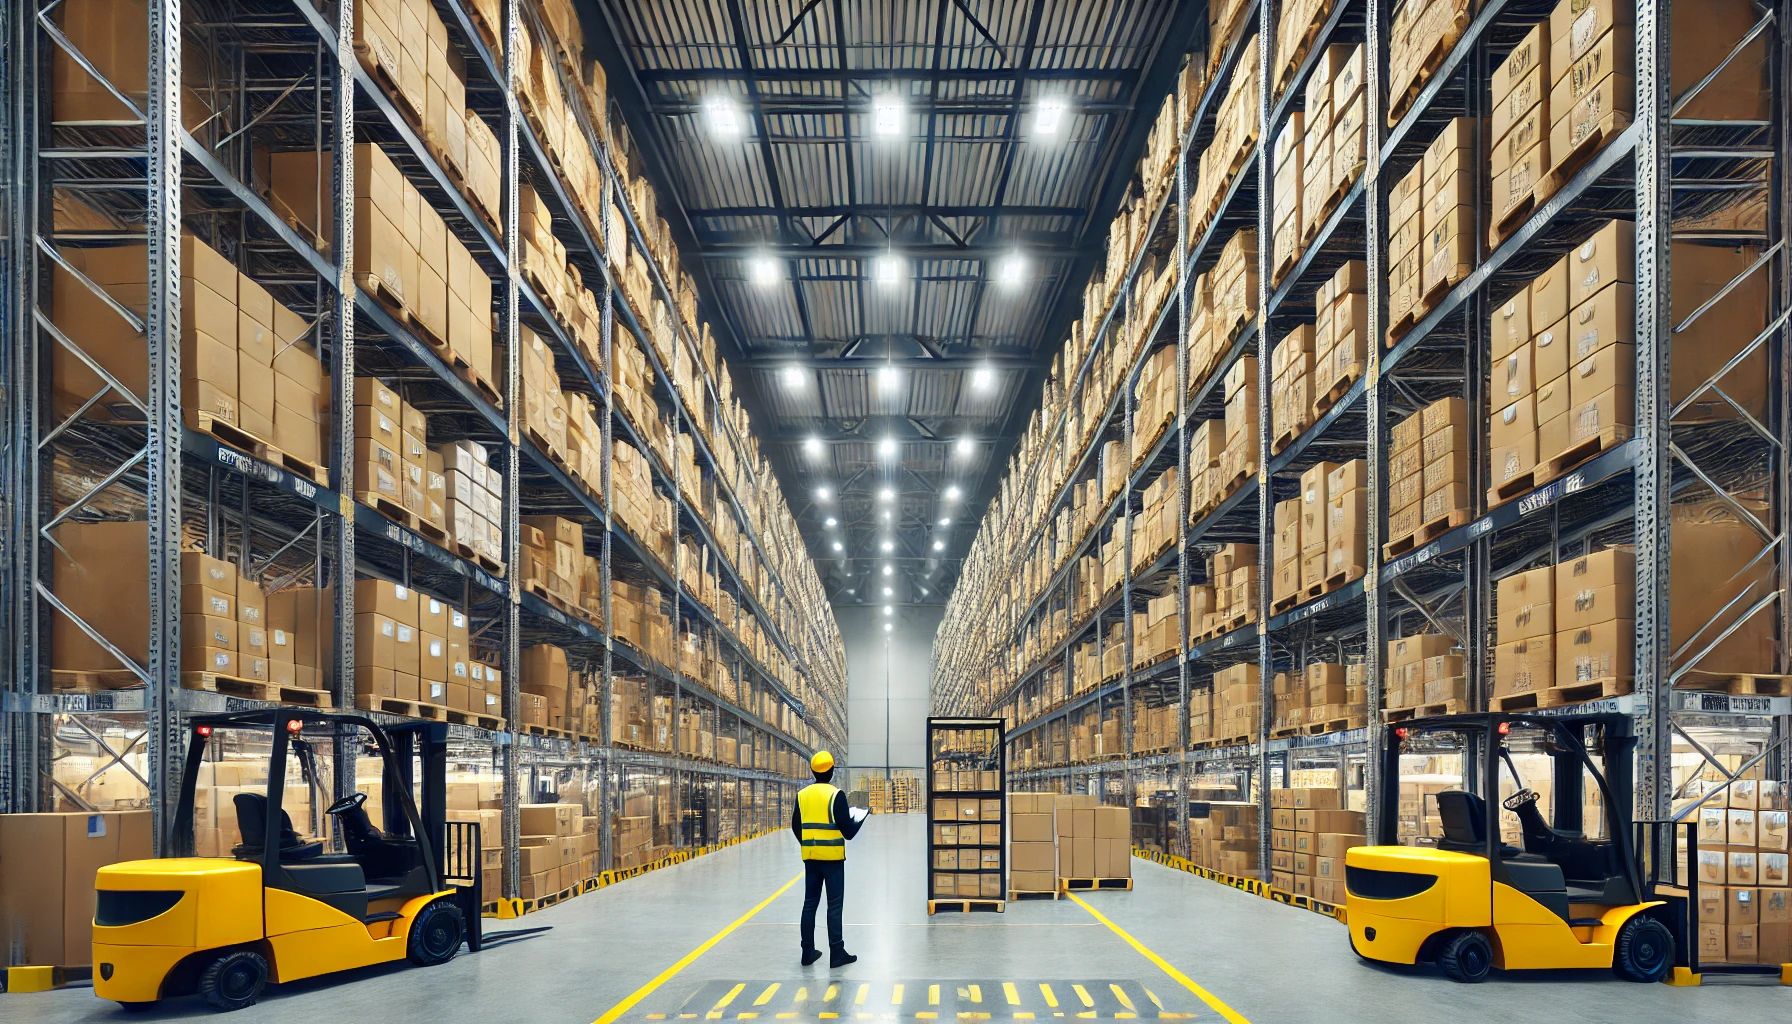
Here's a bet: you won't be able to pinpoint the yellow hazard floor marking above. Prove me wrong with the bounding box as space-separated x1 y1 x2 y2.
1039 985 1058 1008
958 1015 990 1020
1110 985 1134 1012
795 988 809 1005
929 985 941 1006
820 1015 838 1019
857 984 870 1005
709 983 748 1017
1145 991 1162 1012
826 986 840 1002
1015 1014 1036 1020
1071 986 1093 1008
755 985 781 1007
917 1015 938 1020
738 1015 758 1019
647 1016 666 1020
591 874 801 1024
1067 891 1252 1024
775 1016 798 1020
1003 983 1020 1006
892 985 905 1006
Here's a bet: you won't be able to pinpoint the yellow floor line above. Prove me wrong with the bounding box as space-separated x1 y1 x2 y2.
754 985 781 1007
1066 891 1252 1024
591 874 802 1024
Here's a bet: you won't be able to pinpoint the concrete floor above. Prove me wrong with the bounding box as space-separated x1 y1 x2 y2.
9 815 1788 1023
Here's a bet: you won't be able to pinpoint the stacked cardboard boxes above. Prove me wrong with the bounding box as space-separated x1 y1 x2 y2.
1008 792 1058 894
930 791 1004 899
518 802 601 899
1219 356 1259 491
1384 633 1460 712
1271 496 1303 609
1386 161 1425 339
1386 0 1471 127
1190 802 1260 876
1193 39 1260 226
351 578 478 710
1691 780 1790 964
1269 788 1365 901
1273 0 1334 98
1269 324 1315 450
1187 418 1227 517
440 438 504 567
1055 795 1131 881
520 516 585 609
1211 230 1260 347
1386 397 1470 547
1313 261 1369 399
0 812 154 967
1297 461 1336 593
1421 118 1477 300
1206 544 1259 633
1489 22 1552 231
1270 112 1304 280
352 377 439 529
1307 44 1367 243
1215 662 1261 744
1324 460 1369 588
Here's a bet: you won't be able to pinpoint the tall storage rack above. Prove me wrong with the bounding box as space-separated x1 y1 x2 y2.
926 717 1007 914
935 0 1791 884
0 0 848 899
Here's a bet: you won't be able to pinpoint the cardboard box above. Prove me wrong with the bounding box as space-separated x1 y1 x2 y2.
0 812 154 966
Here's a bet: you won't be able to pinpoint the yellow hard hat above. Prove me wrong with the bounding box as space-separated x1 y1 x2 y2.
810 750 835 773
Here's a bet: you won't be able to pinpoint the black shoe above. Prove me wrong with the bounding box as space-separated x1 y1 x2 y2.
801 950 822 966
829 952 857 969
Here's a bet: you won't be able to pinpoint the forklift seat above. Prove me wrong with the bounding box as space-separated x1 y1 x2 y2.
232 793 323 861
1435 791 1486 854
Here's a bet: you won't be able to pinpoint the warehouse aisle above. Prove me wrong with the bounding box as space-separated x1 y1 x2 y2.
10 815 1790 1024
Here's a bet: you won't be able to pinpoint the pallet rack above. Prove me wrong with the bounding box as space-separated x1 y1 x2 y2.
935 0 1791 910
926 717 1006 913
0 0 848 898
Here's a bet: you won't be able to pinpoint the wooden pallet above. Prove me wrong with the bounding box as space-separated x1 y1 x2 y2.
1382 508 1472 558
1385 699 1466 723
1325 563 1366 591
1383 292 1433 345
1542 677 1632 707
1489 689 1545 712
928 899 1005 915
1270 591 1303 614
1677 673 1792 697
357 492 449 544
1270 725 1304 739
524 724 576 740
1310 364 1363 419
182 672 332 707
1547 110 1634 188
50 669 143 692
356 272 406 318
273 447 330 488
355 693 448 720
1545 425 1633 480
1061 876 1133 892
1385 11 1468 127
1304 715 1367 735
1486 459 1555 510
1008 889 1061 901
444 708 507 731
188 410 274 461
354 46 421 127
1272 416 1312 455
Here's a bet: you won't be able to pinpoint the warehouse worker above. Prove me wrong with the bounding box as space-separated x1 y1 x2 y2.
792 750 865 967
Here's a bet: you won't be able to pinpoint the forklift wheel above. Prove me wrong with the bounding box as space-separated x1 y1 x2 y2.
1612 916 1675 983
408 899 465 966
199 950 269 1011
1436 930 1492 983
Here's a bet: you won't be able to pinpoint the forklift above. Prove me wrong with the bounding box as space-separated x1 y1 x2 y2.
91 708 485 1010
1345 712 1679 982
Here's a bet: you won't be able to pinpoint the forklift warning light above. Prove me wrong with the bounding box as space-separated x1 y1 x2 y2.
196 725 212 736
286 720 304 733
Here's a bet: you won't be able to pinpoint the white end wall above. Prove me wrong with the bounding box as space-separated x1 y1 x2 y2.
837 603 943 777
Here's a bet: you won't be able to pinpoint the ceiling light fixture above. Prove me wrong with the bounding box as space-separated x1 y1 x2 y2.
804 435 823 457
705 94 743 137
939 518 951 526
882 564 893 576
749 254 780 287
880 540 893 552
878 487 893 502
996 252 1027 288
784 365 807 390
878 437 898 458
815 486 831 501
944 485 961 501
873 94 905 135
932 540 945 551
884 622 893 632
824 517 837 527
832 541 843 551
874 254 905 288
883 605 893 615
1034 97 1068 135
971 364 996 389
957 436 976 457
883 586 893 596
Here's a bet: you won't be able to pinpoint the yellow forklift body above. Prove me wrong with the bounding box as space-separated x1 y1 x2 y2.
264 888 449 983
1345 846 1491 963
91 858 262 1002
1491 886 1664 970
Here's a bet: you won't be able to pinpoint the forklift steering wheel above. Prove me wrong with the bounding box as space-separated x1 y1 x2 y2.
325 792 367 816
1502 788 1539 811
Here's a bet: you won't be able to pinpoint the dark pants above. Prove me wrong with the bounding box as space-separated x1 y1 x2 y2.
800 859 846 956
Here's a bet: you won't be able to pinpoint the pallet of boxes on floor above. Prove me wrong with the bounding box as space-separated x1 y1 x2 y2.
1005 793 1132 899
1269 788 1365 908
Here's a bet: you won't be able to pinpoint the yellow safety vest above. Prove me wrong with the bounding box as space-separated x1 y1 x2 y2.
797 783 845 861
